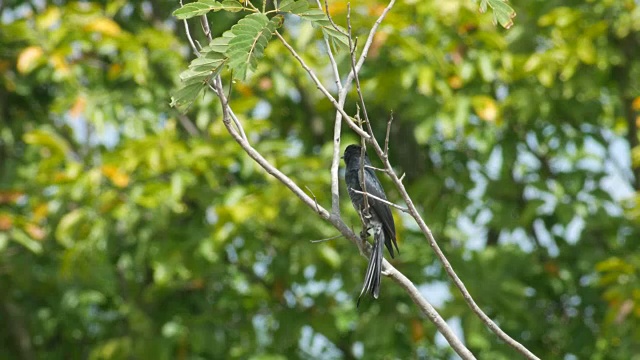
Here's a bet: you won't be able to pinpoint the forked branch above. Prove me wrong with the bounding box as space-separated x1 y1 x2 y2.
178 0 539 359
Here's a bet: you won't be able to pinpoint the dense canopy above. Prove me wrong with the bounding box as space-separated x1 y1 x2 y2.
1 0 639 359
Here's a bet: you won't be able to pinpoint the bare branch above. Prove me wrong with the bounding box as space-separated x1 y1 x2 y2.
317 0 342 91
216 93 473 358
310 234 344 243
363 110 541 360
364 164 388 173
177 114 200 136
384 111 393 156
274 31 371 140
175 2 529 357
206 82 249 142
349 188 408 213
305 185 321 214
316 0 344 217
347 4 373 142
207 63 474 360
356 109 370 215
384 265 476 360
199 12 248 142
339 0 396 97
200 15 212 41
330 1 540 358
180 0 200 56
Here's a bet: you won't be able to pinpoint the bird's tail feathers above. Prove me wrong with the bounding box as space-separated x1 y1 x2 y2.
357 224 385 307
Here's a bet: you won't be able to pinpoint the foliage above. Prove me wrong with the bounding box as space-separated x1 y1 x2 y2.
1 0 639 359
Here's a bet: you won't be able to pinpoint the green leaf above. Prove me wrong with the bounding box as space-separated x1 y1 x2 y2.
56 209 84 248
278 0 309 13
171 44 228 112
277 1 349 49
479 0 516 29
173 0 245 20
10 229 43 254
225 14 283 80
23 129 72 158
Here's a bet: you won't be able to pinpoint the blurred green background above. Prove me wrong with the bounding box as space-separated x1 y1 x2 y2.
1 0 640 359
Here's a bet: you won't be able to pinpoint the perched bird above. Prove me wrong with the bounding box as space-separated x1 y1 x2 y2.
343 144 399 305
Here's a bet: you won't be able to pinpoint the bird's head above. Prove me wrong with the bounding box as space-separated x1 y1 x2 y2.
343 144 368 165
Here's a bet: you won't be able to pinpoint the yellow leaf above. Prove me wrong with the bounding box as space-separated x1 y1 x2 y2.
0 213 13 231
25 223 46 241
472 95 499 122
17 46 44 74
411 319 425 342
50 53 70 77
69 95 87 119
37 7 61 30
632 97 640 111
448 75 463 89
108 63 123 80
33 203 49 222
101 165 130 188
84 18 122 37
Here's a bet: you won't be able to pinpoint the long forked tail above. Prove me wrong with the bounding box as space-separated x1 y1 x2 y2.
357 224 385 307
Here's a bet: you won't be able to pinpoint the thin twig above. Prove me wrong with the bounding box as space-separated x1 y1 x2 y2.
385 266 476 359
347 4 376 153
200 15 212 41
177 114 200 136
178 2 513 358
339 0 396 98
317 0 344 217
213 79 474 359
305 185 321 214
206 83 248 141
356 109 370 216
384 111 393 157
358 97 541 360
180 0 200 56
323 0 349 36
349 188 408 213
274 31 371 140
365 165 388 173
336 2 540 358
194 14 248 142
317 0 342 91
310 234 344 243
199 31 473 354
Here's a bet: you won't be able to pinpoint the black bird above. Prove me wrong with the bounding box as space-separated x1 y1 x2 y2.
343 144 399 305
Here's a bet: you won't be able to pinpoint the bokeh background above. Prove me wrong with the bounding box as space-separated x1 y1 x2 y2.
1 0 640 359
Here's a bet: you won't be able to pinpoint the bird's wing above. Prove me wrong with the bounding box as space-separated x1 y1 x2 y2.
360 168 398 255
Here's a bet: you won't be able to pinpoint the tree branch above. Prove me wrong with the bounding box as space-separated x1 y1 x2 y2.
275 31 370 140
200 39 475 360
349 188 408 213
356 107 541 360
385 266 476 360
175 0 540 358
215 83 473 358
336 1 541 359
317 0 344 217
